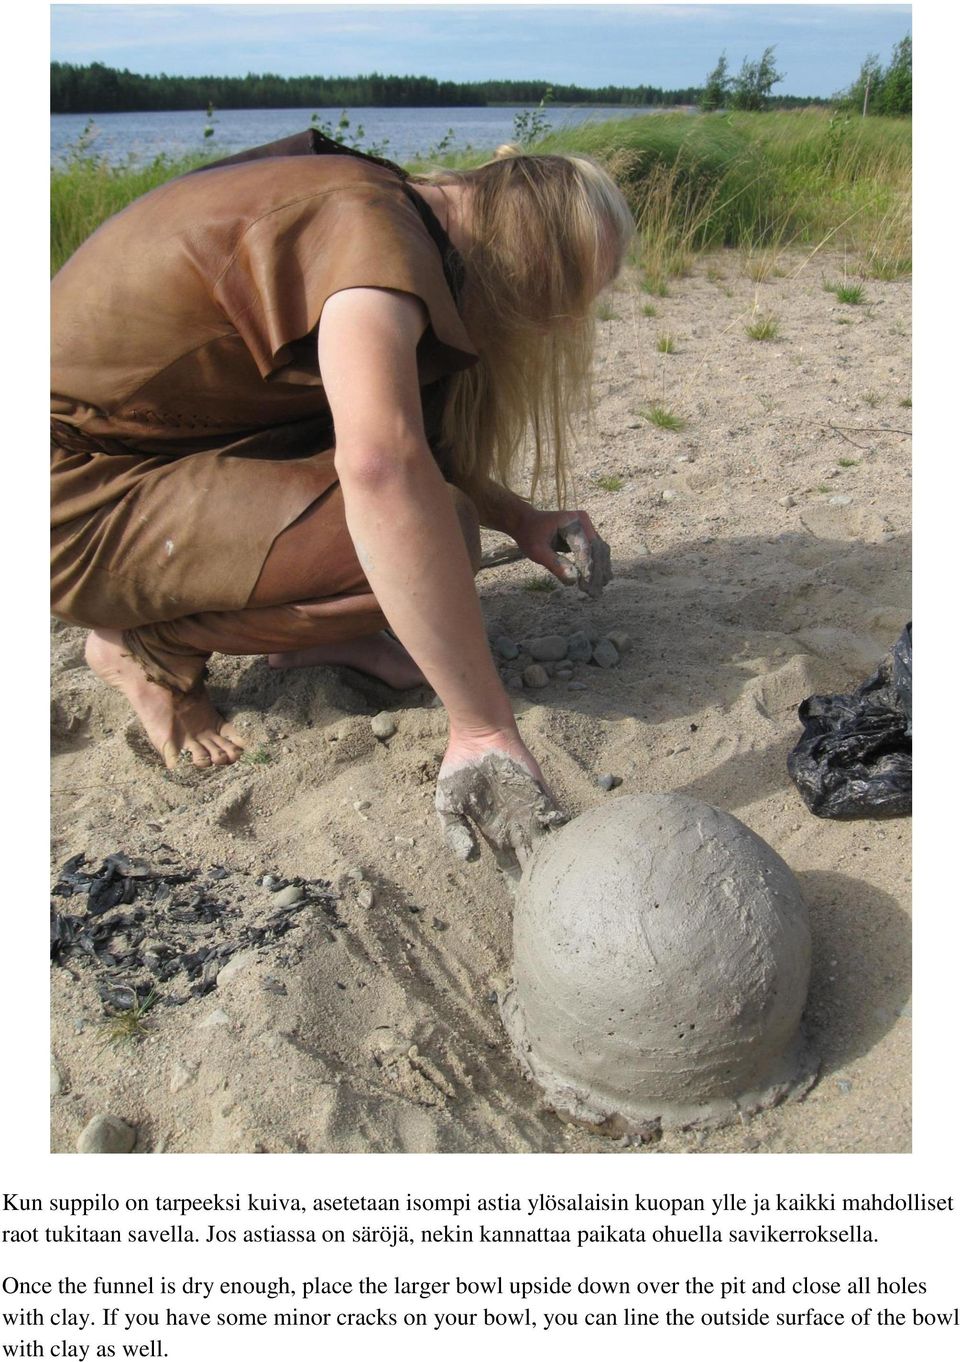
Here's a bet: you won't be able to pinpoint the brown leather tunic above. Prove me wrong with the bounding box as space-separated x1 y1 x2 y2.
51 151 477 629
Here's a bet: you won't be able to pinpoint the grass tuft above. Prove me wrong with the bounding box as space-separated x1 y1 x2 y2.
638 405 686 431
745 314 779 341
524 575 558 593
98 988 159 1050
825 280 867 305
656 333 677 354
596 474 624 492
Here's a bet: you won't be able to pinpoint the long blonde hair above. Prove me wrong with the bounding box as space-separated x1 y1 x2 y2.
417 151 635 502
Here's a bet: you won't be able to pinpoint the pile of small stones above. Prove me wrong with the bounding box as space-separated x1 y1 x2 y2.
491 629 632 692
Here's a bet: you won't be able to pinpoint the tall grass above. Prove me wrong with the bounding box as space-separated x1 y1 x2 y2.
51 109 911 277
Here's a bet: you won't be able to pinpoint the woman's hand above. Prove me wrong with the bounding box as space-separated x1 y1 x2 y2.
512 505 613 598
436 727 566 877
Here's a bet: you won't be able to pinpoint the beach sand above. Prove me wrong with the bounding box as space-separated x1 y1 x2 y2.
50 250 912 1154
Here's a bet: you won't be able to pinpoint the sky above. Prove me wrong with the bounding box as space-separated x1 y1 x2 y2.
49 3 912 99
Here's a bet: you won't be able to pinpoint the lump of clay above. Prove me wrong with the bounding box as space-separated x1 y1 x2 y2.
500 794 815 1134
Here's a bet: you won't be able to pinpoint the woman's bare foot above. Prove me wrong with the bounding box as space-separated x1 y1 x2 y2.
85 629 245 769
268 631 426 690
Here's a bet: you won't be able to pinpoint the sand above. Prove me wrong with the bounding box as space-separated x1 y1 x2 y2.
50 249 912 1154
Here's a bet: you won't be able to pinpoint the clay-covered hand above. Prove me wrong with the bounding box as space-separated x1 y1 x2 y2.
512 506 613 598
435 750 567 877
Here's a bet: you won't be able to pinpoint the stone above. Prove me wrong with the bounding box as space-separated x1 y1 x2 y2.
597 773 622 791
50 1055 64 1097
198 1008 231 1029
606 631 632 656
829 494 853 506
261 874 278 889
357 885 376 910
567 681 588 692
371 711 397 740
493 636 520 660
169 1062 196 1095
500 794 815 1134
344 866 364 882
567 630 593 663
591 639 620 669
353 799 371 812
271 884 303 909
76 1114 136 1154
778 494 797 509
527 635 568 662
522 664 550 689
661 488 678 502
507 675 525 692
216 950 256 985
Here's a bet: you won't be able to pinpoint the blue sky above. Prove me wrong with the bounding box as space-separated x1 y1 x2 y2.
50 4 912 98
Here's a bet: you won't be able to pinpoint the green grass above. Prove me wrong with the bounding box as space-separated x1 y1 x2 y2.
862 391 881 408
745 314 779 340
641 303 658 317
596 474 625 491
825 280 867 305
524 575 558 593
837 457 859 468
98 987 159 1050
899 396 912 408
638 405 686 431
240 746 273 765
53 109 911 286
656 333 677 354
595 299 621 321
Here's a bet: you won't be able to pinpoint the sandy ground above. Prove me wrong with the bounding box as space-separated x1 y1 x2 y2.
50 249 912 1154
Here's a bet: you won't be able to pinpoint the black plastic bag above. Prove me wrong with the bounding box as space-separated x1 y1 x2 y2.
787 623 912 819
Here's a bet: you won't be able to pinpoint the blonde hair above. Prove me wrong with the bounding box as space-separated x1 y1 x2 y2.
416 150 635 502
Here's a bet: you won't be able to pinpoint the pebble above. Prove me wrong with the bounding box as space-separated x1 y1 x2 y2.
371 711 397 740
50 1055 64 1097
567 630 593 663
271 884 303 909
835 1078 853 1094
829 494 853 506
198 1008 231 1029
261 874 279 889
661 488 678 502
607 630 632 656
567 681 588 692
507 675 525 691
353 799 371 812
344 866 364 882
778 494 797 508
169 1062 196 1095
591 639 620 669
554 664 574 678
526 634 568 662
432 917 448 931
76 1114 136 1154
357 885 376 910
493 636 519 660
394 835 416 848
522 664 550 689
597 774 623 791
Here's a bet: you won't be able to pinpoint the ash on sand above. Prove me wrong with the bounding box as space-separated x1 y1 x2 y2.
50 251 912 1153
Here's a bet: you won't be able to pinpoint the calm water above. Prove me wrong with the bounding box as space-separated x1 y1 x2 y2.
51 104 664 167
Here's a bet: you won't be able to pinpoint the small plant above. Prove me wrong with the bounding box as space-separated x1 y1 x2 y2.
867 256 912 281
705 265 725 284
426 127 456 159
825 280 866 305
513 87 553 147
638 405 686 431
597 474 624 492
641 303 658 318
99 987 159 1051
203 103 217 141
745 314 779 341
241 746 273 765
837 458 859 468
524 575 558 593
595 300 620 321
862 391 881 408
817 484 832 494
641 274 669 298
899 396 912 408
656 333 676 354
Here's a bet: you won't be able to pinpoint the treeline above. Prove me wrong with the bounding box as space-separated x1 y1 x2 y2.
835 36 911 116
50 62 710 113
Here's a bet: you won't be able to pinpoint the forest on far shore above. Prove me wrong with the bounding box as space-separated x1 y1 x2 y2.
50 62 822 114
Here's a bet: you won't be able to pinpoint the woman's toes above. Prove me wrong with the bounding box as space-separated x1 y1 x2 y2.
219 723 245 753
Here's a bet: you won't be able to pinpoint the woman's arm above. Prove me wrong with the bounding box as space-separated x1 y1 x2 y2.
318 287 560 867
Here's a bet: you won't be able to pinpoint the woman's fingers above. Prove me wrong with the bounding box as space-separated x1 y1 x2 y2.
553 516 613 598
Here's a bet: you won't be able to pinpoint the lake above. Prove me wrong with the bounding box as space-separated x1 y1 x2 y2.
51 104 668 167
